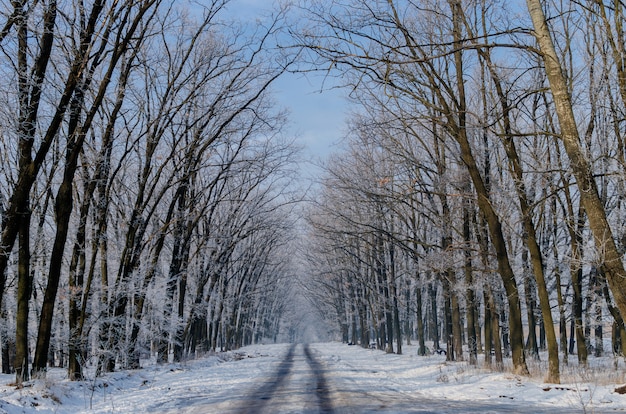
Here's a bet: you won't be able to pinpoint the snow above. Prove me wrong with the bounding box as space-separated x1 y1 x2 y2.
0 342 625 413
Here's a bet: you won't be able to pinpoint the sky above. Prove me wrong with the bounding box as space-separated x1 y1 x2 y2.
221 0 350 180
274 72 348 178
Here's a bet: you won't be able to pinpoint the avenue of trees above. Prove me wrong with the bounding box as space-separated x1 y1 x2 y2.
299 0 626 384
3 0 626 390
0 0 301 383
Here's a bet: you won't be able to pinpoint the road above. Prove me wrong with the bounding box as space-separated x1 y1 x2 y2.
236 343 334 413
220 344 578 414
151 343 586 414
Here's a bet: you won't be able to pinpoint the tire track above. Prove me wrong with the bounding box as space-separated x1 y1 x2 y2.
303 343 335 414
238 343 296 414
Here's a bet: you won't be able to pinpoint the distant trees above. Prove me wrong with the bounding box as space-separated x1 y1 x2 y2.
5 0 626 391
298 0 626 384
0 0 300 384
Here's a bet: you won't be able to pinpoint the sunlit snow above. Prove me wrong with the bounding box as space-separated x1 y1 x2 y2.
0 342 624 413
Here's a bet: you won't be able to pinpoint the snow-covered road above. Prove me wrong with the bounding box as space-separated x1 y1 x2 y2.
137 343 596 413
1 342 623 413
236 344 333 413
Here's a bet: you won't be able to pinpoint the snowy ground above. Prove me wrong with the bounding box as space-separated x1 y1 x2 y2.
0 342 625 413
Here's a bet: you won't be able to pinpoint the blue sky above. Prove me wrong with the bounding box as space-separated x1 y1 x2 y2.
222 0 349 178
274 71 347 177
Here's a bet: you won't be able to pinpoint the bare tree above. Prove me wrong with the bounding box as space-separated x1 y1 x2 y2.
297 0 529 374
33 0 161 380
526 0 626 329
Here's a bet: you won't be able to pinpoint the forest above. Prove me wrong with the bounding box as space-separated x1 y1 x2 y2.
299 0 626 385
0 0 625 388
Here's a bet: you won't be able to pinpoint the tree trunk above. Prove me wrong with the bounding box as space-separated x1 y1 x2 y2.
550 196 569 364
568 201 588 365
523 272 539 359
594 271 603 357
388 240 401 355
451 290 463 362
429 282 440 351
404 279 411 346
483 289 493 367
67 184 92 380
527 0 626 330
492 293 504 370
14 210 31 384
455 124 527 373
174 268 189 362
442 276 454 360
415 283 426 356
2 336 14 375
463 193 477 365
600 268 626 357
32 167 76 378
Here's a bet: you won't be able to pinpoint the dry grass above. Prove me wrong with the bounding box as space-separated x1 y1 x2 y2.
522 354 626 386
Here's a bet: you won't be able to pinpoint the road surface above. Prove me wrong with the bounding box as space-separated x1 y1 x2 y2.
237 343 334 413
207 344 579 414
151 343 585 413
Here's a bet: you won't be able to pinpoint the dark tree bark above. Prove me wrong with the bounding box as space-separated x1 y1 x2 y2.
463 192 477 365
563 179 588 365
11 0 57 385
523 271 539 359
388 236 401 355
416 283 427 356
14 209 31 384
429 282 440 351
483 289 493 367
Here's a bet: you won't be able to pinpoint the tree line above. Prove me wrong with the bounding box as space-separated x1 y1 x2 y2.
3 0 626 390
299 0 626 384
0 0 301 384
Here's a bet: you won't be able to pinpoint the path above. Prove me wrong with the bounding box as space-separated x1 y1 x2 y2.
237 343 334 413
235 344 582 414
141 343 586 414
